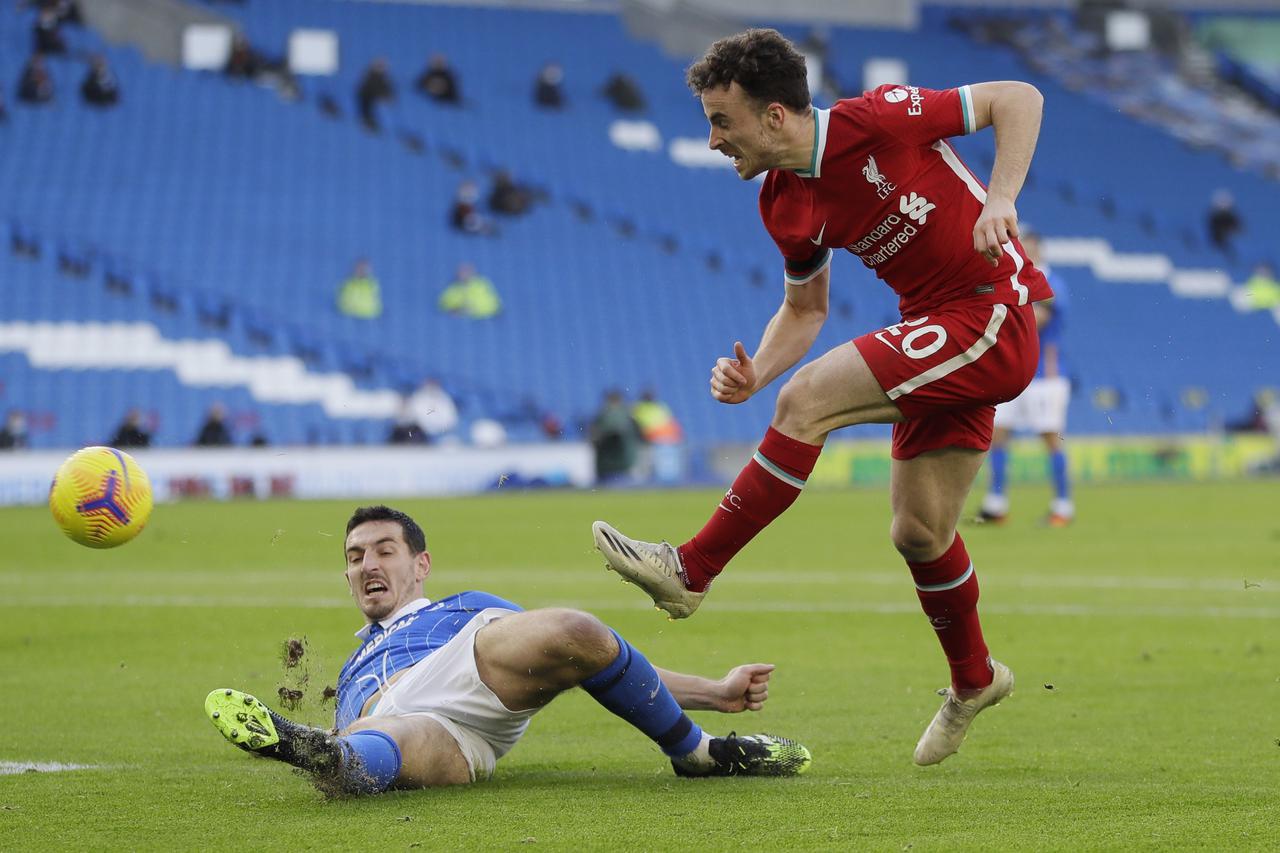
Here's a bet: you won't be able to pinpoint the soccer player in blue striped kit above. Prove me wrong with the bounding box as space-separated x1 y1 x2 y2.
206 505 809 794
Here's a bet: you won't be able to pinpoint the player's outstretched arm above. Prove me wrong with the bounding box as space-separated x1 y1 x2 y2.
966 81 1043 266
654 663 774 712
710 267 829 404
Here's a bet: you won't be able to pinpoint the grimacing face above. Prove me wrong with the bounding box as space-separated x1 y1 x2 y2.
701 82 782 180
344 520 430 622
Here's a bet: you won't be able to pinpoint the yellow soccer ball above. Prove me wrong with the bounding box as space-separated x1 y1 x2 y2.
49 446 153 548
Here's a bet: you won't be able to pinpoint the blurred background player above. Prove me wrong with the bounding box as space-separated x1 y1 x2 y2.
977 229 1074 526
593 28 1052 767
206 505 810 794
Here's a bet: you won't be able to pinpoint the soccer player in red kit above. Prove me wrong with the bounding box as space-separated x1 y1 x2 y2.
592 29 1053 766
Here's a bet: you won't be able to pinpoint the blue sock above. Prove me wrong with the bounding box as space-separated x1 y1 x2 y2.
337 730 402 794
1049 450 1070 501
989 446 1008 496
581 630 704 758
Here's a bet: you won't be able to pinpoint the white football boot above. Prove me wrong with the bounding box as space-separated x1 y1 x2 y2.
913 659 1014 766
592 520 705 619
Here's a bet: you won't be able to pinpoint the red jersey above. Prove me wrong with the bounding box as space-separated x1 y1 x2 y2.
759 84 1052 316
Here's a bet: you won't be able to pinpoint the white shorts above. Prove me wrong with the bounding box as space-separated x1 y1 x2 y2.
368 607 532 781
993 375 1070 435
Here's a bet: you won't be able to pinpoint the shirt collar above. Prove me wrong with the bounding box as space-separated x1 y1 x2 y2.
793 108 830 179
354 597 432 639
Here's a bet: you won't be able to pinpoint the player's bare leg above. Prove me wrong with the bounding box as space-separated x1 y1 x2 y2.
595 342 899 616
476 609 810 776
329 611 614 790
331 614 592 789
345 715 472 787
770 341 903 442
472 608 622 710
892 448 1014 764
889 446 985 563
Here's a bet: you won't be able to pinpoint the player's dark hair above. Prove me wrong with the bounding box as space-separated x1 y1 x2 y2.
346 505 427 554
686 29 811 113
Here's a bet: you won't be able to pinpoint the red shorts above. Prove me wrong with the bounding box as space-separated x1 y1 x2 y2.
853 301 1039 460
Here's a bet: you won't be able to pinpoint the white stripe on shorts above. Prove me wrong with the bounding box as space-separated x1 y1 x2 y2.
885 304 1008 401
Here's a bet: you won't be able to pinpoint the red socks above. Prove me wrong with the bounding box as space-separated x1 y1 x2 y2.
907 533 993 692
678 427 990 692
677 427 823 592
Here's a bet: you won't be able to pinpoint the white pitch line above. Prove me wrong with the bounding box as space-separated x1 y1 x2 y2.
0 594 1275 620
0 761 109 776
0 569 1271 594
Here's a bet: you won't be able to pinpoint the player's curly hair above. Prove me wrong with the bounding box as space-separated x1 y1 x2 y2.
346 505 427 554
686 29 811 113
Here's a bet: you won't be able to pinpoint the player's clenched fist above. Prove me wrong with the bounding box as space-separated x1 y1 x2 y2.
715 663 774 713
710 341 757 404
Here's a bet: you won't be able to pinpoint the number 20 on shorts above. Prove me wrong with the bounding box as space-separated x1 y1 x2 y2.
874 317 948 360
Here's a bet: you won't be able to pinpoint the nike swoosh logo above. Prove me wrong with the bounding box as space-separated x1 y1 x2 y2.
809 222 827 245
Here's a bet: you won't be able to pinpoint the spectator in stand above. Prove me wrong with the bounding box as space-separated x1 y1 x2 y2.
590 390 642 483
356 58 396 132
632 388 685 484
17 54 54 105
388 397 426 445
52 0 81 25
81 55 120 107
224 33 263 80
487 170 532 216
110 409 151 448
338 258 383 320
533 62 564 109
33 8 66 55
415 54 460 105
541 409 564 440
439 263 501 320
222 33 299 101
632 389 683 446
1206 189 1242 259
408 377 460 442
194 402 233 447
602 72 645 112
0 410 28 450
22 0 81 25
450 180 496 236
1242 262 1280 311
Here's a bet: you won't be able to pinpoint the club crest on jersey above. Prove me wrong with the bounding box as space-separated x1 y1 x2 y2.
862 155 896 200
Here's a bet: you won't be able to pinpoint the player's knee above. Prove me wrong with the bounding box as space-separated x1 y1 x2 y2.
774 368 821 435
543 608 616 666
890 516 948 562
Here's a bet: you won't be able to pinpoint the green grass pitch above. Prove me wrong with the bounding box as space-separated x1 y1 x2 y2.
2 480 1278 850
